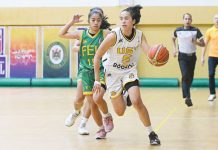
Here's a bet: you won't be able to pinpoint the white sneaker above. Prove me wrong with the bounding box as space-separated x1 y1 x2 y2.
65 111 81 127
78 123 89 135
208 94 216 101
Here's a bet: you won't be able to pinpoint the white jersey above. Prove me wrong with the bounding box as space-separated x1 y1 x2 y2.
104 27 142 73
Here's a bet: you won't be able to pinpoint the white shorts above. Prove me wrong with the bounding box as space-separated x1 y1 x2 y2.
105 68 138 98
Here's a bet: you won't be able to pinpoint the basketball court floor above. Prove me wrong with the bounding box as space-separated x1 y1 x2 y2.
0 87 218 150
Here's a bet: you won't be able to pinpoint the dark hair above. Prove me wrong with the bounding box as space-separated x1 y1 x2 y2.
183 13 192 19
101 16 111 30
122 5 143 25
88 7 111 30
90 7 104 14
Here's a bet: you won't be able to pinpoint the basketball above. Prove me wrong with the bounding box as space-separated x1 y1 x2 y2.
147 44 169 66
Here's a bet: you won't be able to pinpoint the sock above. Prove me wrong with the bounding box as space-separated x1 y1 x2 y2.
146 126 153 135
103 113 111 118
80 117 88 124
79 117 88 127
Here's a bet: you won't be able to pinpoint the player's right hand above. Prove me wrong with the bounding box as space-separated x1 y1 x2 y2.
72 14 83 24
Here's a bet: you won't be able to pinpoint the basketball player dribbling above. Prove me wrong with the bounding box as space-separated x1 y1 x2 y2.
93 5 160 145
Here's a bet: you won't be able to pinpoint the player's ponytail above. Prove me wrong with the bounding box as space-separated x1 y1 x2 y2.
101 16 111 30
122 5 143 25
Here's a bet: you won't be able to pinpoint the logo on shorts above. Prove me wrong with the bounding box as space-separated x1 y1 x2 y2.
129 73 134 79
110 91 116 96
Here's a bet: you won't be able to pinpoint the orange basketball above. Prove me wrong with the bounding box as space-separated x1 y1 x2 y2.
147 44 169 66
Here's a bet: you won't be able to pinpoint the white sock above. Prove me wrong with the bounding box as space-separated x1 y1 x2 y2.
146 126 153 135
103 113 111 118
80 117 88 124
79 117 88 127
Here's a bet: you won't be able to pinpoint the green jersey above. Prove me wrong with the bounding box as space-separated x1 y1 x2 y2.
79 29 104 70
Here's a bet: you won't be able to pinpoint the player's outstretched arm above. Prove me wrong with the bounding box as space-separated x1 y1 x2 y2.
59 14 83 40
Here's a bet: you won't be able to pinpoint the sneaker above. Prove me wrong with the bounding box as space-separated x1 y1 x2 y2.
78 123 89 135
185 98 193 107
95 128 106 139
65 111 81 127
149 131 161 145
208 94 216 101
123 90 132 107
103 114 114 132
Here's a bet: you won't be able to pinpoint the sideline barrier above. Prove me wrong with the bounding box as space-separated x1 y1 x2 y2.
139 78 179 87
192 78 209 87
31 78 72 87
191 78 218 87
0 78 180 87
0 78 31 86
72 79 77 87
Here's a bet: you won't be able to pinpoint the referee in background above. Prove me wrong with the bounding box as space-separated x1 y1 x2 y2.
172 13 205 107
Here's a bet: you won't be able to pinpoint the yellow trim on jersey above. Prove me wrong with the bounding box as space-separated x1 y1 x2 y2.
123 80 137 88
120 28 136 42
83 92 93 95
87 29 101 39
100 81 105 85
110 87 123 99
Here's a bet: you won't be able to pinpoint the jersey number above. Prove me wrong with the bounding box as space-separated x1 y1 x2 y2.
122 55 131 66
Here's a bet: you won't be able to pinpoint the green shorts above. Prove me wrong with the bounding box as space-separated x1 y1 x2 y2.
82 68 105 95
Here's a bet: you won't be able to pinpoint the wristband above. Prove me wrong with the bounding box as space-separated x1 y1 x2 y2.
94 81 101 86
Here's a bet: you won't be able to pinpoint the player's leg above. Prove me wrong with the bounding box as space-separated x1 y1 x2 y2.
65 80 85 127
110 94 126 116
86 95 107 139
105 71 126 116
126 80 160 145
123 69 160 145
82 69 106 139
93 69 114 132
78 100 91 135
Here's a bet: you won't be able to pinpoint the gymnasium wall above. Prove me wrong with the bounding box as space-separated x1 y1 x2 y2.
0 6 217 79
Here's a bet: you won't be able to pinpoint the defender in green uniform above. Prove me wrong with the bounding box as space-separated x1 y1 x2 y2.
59 8 114 139
79 29 105 95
